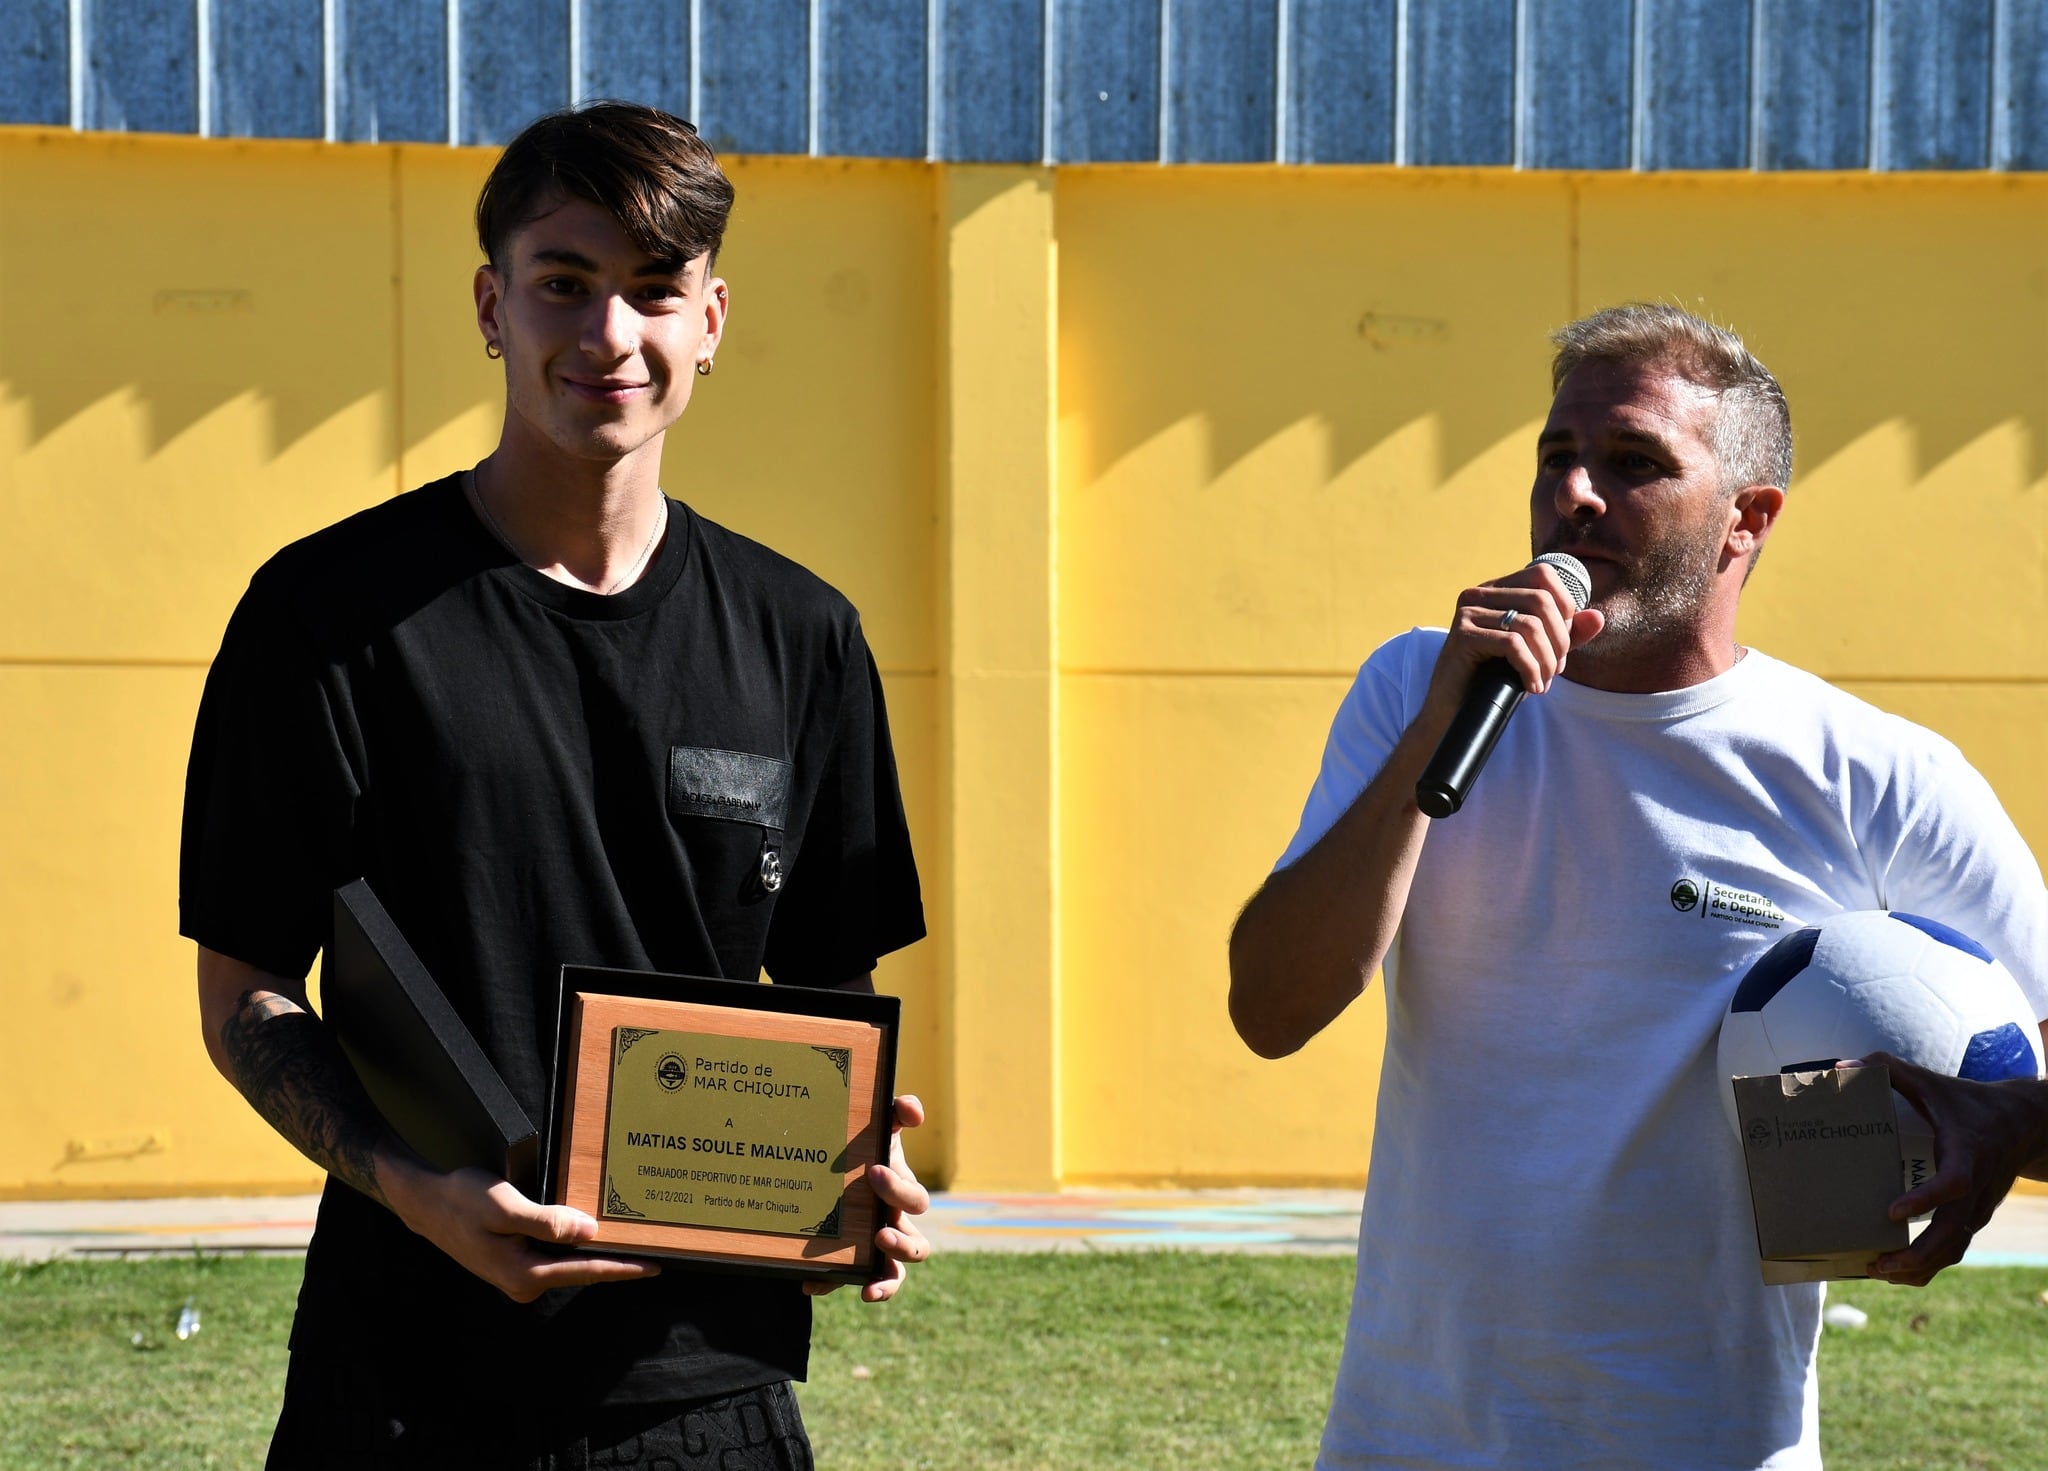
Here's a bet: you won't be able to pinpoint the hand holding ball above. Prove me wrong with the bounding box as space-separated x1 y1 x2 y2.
1718 910 2042 1138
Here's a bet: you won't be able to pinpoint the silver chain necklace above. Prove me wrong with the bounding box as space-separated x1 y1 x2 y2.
466 469 665 596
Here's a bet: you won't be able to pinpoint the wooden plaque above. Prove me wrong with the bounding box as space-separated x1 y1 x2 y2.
548 968 898 1284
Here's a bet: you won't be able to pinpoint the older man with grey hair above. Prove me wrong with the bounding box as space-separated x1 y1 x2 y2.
1230 303 2048 1469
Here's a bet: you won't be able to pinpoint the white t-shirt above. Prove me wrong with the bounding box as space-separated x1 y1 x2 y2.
1278 633 2048 1471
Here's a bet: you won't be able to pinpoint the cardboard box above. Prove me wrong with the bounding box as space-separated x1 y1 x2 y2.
1732 1064 1933 1285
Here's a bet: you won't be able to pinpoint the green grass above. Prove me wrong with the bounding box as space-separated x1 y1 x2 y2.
0 1253 300 1468
803 1254 1347 1469
5 1253 2048 1469
1815 1270 2048 1471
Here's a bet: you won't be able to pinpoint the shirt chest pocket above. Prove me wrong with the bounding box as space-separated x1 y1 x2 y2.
666 746 793 896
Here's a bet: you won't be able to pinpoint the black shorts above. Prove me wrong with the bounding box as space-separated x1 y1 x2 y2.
265 1357 813 1471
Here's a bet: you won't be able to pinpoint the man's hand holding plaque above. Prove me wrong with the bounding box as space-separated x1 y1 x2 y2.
806 1092 932 1301
552 966 912 1285
379 1161 663 1304
328 884 923 1290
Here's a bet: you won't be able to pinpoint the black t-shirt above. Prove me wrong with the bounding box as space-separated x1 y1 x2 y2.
179 477 924 1413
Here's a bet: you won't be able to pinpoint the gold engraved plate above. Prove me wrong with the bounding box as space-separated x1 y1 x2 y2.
601 1027 852 1237
551 976 897 1280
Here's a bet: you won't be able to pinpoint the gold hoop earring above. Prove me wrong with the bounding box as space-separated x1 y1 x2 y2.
695 359 714 377
485 341 502 360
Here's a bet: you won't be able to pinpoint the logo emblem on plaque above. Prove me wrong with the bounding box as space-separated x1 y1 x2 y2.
656 1053 687 1091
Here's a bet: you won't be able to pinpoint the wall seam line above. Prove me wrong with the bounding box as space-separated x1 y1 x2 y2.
1050 668 2048 686
0 658 217 670
391 143 406 505
1044 172 1063 1185
1567 175 1580 319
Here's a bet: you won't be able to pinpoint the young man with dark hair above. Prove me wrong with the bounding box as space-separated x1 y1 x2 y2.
182 102 928 1469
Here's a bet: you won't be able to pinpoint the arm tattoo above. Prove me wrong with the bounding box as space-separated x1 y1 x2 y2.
218 990 392 1207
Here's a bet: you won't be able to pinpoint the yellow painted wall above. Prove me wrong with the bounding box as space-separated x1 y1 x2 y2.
1057 168 1572 1184
1052 166 2048 1185
2 128 2043 1197
0 131 944 1196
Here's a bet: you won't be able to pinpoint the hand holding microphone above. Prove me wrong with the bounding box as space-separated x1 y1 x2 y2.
1414 553 1596 819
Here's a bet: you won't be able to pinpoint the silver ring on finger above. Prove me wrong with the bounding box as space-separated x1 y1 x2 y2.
1497 608 1520 631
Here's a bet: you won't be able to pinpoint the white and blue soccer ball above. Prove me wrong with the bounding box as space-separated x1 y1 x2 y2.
1718 909 2042 1134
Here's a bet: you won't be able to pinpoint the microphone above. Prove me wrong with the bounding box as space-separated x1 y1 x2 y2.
1414 552 1592 819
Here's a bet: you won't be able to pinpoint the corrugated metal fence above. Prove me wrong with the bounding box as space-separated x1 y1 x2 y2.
4 0 2047 168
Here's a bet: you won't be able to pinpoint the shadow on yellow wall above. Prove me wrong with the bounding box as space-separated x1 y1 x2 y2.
2 127 2043 1198
1053 164 2048 1187
1061 170 2048 503
0 131 945 1197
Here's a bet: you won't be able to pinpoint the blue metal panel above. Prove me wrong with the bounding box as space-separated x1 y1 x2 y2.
1166 0 1276 163
1405 0 1516 165
81 0 199 133
1757 0 1871 169
1282 0 1396 163
698 0 809 154
212 0 323 139
935 0 1043 162
1877 0 1991 169
818 0 928 158
580 0 691 115
0 0 68 126
335 0 449 142
1999 0 2048 168
1052 0 1162 162
1524 0 1633 168
459 0 570 145
0 0 2036 171
1639 0 1750 168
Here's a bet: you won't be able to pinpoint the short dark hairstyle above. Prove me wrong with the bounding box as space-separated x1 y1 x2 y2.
475 101 735 271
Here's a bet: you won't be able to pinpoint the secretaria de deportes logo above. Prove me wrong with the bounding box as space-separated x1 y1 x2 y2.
1669 877 1792 930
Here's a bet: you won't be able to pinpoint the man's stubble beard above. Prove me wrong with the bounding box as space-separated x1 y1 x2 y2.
1547 515 1724 673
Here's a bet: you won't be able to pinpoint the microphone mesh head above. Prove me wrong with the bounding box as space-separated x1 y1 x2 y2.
1531 552 1592 612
